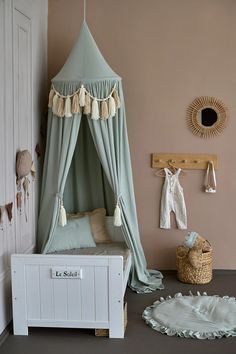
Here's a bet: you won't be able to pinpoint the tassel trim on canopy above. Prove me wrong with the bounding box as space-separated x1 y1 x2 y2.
58 200 67 227
48 83 121 120
114 202 122 227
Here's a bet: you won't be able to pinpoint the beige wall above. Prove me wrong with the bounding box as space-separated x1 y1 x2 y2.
48 0 236 269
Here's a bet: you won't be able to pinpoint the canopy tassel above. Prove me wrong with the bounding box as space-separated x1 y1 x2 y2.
101 100 109 120
52 94 59 115
109 96 116 118
114 203 122 227
84 94 91 115
65 96 72 117
91 99 100 120
48 88 55 108
59 200 67 227
57 96 65 117
113 90 121 109
79 85 86 106
71 93 80 114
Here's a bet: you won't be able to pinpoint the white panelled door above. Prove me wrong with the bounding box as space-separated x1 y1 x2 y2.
13 3 34 254
0 0 47 335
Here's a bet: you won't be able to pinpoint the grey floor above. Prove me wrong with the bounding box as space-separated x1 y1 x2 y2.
1 271 236 354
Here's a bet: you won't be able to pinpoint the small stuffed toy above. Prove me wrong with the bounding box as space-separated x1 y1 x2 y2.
184 231 211 268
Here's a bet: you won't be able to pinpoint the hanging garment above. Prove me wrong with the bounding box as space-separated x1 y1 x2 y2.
160 168 187 229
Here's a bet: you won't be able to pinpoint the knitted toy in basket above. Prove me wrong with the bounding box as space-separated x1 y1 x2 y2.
184 232 211 268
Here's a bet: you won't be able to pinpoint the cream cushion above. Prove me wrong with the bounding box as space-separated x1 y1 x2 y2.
68 208 111 244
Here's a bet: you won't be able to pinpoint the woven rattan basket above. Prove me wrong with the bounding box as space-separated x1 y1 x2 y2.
176 245 213 284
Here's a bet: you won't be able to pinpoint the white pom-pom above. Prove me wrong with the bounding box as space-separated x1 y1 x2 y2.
65 96 72 117
59 202 67 226
91 99 100 120
109 96 116 118
114 203 122 226
79 85 86 107
52 94 59 114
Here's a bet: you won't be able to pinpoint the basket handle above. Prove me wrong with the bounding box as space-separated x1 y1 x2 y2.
203 239 212 252
206 239 212 247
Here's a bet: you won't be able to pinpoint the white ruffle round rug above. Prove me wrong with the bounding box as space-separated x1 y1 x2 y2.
142 292 236 339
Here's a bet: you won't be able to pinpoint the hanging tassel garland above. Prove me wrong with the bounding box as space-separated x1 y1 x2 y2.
113 90 121 109
83 94 91 115
16 192 22 211
64 96 72 117
56 96 65 117
48 88 55 108
71 93 80 114
114 203 122 227
79 85 86 107
52 94 59 115
59 201 67 227
49 85 121 120
5 203 13 223
109 96 116 118
101 100 109 120
91 99 100 120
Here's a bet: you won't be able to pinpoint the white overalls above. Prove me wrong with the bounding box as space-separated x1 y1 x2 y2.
160 168 187 229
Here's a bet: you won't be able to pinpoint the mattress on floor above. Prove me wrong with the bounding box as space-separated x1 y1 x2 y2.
50 242 131 269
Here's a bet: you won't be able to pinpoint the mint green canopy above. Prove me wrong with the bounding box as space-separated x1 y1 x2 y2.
38 22 163 293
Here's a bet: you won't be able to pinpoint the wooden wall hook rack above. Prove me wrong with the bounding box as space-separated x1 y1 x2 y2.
151 153 218 170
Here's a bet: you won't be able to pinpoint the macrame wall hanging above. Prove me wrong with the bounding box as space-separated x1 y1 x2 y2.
5 203 13 223
16 150 36 222
48 83 121 120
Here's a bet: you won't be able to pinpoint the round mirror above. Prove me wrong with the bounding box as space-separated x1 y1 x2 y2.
201 108 218 127
187 96 228 138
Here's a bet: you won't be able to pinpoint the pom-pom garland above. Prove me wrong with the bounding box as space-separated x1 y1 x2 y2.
48 84 121 120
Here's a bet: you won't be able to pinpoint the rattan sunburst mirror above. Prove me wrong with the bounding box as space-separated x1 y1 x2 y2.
186 96 228 138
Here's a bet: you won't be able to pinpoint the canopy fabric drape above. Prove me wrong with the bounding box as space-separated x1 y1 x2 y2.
37 22 164 292
88 81 163 292
63 117 115 215
38 114 81 252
